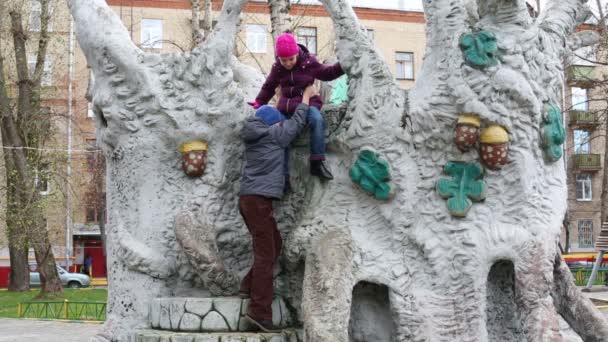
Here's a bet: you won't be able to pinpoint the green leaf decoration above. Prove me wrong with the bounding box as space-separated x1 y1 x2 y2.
436 162 487 218
329 75 349 105
459 31 499 69
350 149 392 200
542 103 566 162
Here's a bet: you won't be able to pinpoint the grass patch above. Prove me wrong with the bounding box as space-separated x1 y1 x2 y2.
0 289 107 319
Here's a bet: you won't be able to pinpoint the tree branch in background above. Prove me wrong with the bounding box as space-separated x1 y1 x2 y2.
191 0 203 47
202 0 213 39
32 0 50 88
269 0 291 41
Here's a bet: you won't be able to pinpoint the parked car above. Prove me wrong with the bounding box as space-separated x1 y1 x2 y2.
29 264 91 288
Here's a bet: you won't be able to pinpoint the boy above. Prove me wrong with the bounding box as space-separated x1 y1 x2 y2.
239 85 316 332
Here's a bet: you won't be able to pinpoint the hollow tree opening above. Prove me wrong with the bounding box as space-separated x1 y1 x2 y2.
349 281 396 342
486 260 524 341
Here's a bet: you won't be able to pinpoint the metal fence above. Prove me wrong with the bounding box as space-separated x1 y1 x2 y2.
571 267 608 286
18 300 106 321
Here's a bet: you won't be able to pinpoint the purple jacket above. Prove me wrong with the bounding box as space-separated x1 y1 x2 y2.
255 44 344 115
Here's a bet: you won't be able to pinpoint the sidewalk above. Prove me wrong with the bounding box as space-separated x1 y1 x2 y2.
581 286 608 303
0 318 100 342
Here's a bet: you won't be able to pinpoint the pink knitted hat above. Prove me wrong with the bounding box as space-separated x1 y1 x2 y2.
275 33 299 58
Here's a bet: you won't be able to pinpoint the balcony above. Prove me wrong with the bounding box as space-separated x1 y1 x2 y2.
569 110 600 128
573 154 602 171
567 65 597 88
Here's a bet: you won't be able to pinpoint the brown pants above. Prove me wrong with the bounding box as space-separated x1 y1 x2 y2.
239 195 283 321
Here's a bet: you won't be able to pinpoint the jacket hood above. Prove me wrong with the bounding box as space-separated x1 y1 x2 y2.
241 116 270 142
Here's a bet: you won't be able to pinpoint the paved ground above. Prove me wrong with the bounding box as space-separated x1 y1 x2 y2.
0 292 607 342
583 287 608 302
0 318 100 342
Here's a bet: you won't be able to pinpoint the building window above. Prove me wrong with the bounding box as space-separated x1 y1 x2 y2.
28 54 52 86
573 130 590 154
365 28 375 41
29 0 53 32
35 163 50 195
85 191 106 224
86 139 99 170
246 24 267 53
572 87 588 111
575 173 592 201
395 52 414 80
297 27 317 54
87 102 95 118
573 46 597 66
141 19 163 49
578 219 594 248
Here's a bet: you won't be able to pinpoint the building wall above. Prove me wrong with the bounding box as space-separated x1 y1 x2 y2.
106 1 426 89
563 83 607 252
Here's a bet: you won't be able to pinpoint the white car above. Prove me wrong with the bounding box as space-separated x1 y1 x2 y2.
29 264 91 288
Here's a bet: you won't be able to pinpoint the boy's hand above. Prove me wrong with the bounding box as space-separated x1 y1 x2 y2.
302 85 318 105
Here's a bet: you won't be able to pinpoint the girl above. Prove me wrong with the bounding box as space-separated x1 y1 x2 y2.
248 32 344 180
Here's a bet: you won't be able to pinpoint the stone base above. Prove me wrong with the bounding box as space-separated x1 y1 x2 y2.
149 297 291 332
135 329 303 342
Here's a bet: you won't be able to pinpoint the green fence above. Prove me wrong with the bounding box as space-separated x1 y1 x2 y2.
570 267 608 286
18 300 106 321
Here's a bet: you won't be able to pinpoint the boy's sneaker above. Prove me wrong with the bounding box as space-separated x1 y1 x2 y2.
244 314 279 333
310 160 333 180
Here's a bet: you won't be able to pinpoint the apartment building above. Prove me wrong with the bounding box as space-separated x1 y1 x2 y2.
562 45 607 252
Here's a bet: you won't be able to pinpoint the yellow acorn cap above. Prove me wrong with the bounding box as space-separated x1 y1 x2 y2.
180 140 208 153
480 125 509 144
457 114 481 127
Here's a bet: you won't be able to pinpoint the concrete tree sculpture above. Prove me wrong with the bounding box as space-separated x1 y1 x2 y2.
68 0 608 341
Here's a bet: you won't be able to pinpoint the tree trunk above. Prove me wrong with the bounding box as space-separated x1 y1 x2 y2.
4 6 62 296
5 188 29 292
268 0 291 42
191 0 203 47
202 0 213 39
0 48 30 293
96 151 107 256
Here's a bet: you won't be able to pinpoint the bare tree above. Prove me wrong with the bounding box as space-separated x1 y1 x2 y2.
202 0 213 39
191 0 213 47
268 0 292 41
191 0 203 46
0 0 62 295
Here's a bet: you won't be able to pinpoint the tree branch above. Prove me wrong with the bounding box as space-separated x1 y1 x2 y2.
206 0 248 51
0 53 28 186
32 0 51 87
191 0 203 47
10 10 32 127
540 0 588 39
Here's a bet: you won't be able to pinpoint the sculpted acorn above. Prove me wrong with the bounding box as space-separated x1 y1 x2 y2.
454 114 481 151
479 125 509 170
180 141 208 177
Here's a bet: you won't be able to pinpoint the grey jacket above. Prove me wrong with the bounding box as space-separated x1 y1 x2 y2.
239 103 309 199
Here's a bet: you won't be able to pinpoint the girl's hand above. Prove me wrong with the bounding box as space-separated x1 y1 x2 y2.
247 101 261 109
303 85 318 105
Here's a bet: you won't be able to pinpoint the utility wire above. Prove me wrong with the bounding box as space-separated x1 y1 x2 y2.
0 146 101 153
